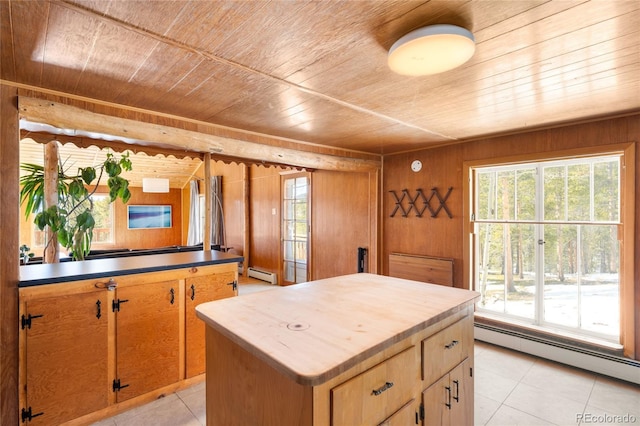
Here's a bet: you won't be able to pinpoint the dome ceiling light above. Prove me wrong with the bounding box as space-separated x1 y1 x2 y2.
388 24 476 76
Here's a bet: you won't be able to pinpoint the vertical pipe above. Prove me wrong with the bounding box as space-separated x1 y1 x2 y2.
203 153 212 251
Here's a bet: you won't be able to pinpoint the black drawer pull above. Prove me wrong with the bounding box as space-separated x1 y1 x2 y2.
372 381 394 396
170 288 175 305
190 284 196 301
445 340 459 349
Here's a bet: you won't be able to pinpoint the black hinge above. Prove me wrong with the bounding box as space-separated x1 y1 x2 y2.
112 299 129 312
21 314 43 330
227 280 237 291
112 379 129 392
21 407 44 423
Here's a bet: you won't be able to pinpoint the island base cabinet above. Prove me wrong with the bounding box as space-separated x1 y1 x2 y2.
422 358 473 426
21 291 109 426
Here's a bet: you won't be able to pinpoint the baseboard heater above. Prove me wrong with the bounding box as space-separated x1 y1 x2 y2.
474 322 640 385
247 267 278 285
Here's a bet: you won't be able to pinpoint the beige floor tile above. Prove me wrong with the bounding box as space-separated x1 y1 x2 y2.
109 394 199 426
579 405 639 425
474 366 520 403
521 358 596 405
475 393 502 426
587 376 640 417
179 387 206 425
474 344 537 382
486 404 555 426
504 381 587 425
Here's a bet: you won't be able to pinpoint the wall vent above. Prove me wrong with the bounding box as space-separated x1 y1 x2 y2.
247 267 277 285
475 323 640 385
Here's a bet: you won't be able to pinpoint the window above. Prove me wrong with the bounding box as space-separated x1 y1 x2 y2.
472 156 621 343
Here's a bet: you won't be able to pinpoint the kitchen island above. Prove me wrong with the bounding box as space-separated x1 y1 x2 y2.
196 273 479 426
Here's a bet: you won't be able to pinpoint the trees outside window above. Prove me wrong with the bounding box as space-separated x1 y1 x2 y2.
473 156 620 341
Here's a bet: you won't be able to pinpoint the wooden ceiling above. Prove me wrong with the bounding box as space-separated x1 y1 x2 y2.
2 0 640 160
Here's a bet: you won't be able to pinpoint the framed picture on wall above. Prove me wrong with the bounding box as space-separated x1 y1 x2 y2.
127 205 172 229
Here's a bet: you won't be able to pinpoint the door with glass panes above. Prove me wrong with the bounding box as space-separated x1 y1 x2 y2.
282 173 310 285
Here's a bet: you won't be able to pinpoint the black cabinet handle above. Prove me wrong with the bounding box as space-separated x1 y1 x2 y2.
445 386 452 409
453 379 459 402
96 300 102 319
445 340 459 349
372 381 394 396
190 284 195 301
170 288 175 305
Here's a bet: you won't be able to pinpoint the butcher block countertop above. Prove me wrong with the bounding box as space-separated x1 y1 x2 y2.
196 273 479 386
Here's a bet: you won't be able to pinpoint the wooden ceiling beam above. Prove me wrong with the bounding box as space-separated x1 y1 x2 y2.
19 97 381 172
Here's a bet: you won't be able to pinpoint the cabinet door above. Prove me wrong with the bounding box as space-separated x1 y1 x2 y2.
23 291 109 425
115 281 180 401
185 271 236 377
449 358 473 426
422 374 449 426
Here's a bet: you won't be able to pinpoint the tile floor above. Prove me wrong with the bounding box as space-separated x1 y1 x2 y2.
93 282 640 426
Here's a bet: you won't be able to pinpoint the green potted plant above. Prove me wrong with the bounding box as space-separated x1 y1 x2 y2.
20 151 132 261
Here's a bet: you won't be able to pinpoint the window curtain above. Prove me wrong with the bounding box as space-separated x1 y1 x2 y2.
186 180 201 246
210 176 225 248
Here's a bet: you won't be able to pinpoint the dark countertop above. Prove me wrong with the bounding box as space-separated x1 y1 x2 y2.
19 250 244 287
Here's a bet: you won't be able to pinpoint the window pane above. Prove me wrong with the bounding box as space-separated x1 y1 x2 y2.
295 263 307 283
515 169 536 220
543 224 579 328
580 225 619 336
544 166 566 221
567 164 590 221
476 172 496 220
593 160 619 222
496 170 514 220
475 223 536 319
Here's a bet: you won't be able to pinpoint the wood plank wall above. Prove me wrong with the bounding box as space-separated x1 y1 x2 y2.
312 169 377 280
1 85 20 426
383 113 640 360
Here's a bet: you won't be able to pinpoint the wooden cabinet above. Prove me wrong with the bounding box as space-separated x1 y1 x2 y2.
331 346 419 426
115 280 180 401
185 270 237 378
422 358 473 426
20 291 109 425
18 261 238 425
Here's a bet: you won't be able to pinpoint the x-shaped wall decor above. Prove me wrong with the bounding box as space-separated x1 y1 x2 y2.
389 187 453 218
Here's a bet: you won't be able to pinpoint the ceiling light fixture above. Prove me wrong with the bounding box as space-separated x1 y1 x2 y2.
388 24 475 76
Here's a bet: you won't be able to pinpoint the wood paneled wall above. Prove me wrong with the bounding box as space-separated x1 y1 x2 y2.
1 85 20 426
311 170 377 280
383 113 640 359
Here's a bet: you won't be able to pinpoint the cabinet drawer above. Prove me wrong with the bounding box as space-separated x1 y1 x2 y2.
332 346 419 426
422 315 471 385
